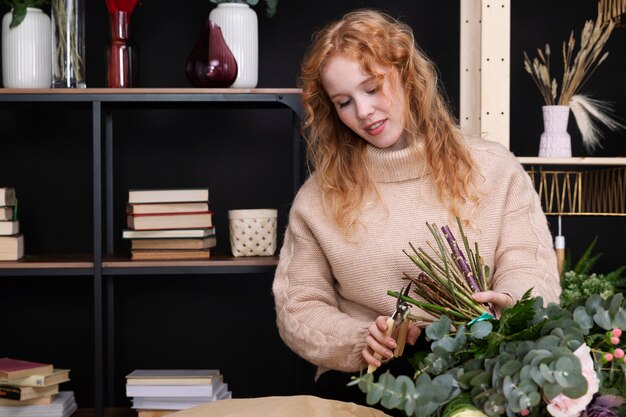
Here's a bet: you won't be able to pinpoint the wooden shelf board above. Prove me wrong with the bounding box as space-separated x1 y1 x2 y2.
0 254 93 269
0 88 302 95
517 156 626 165
102 253 278 269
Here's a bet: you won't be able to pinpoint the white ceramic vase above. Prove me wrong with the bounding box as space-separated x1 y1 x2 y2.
209 3 258 88
1 8 51 88
538 105 572 158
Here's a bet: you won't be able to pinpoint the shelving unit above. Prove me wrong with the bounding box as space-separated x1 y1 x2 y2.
0 88 303 417
519 157 626 216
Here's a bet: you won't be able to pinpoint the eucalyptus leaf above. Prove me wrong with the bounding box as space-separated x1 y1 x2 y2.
529 366 546 386
499 359 523 377
543 382 561 401
561 377 588 399
470 320 493 339
568 311 590 335
539 363 555 384
434 336 458 353
615 308 626 328
536 335 560 350
585 294 604 314
527 349 553 366
608 293 624 316
469 371 490 388
432 373 460 403
426 316 453 341
593 307 612 329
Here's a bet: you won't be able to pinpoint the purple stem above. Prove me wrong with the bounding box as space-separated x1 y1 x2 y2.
441 225 481 293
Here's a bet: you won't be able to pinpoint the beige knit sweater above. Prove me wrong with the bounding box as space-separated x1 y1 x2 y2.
272 137 561 375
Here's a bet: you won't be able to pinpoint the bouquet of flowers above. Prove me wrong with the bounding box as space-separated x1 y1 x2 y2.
350 222 626 417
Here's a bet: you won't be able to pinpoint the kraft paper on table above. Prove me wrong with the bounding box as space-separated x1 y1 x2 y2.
168 395 392 417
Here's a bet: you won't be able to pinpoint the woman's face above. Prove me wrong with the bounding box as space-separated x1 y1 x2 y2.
321 55 407 150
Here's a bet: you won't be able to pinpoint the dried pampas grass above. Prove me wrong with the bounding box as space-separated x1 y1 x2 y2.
523 1 623 153
570 95 625 153
523 17 614 106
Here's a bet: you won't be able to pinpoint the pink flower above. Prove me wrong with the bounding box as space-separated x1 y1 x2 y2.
612 328 622 338
605 353 614 362
546 344 600 417
614 348 624 359
610 337 620 345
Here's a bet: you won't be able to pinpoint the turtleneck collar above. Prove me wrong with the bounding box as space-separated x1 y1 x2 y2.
365 142 428 183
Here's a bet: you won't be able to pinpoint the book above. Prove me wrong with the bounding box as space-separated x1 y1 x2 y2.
122 227 215 240
0 221 18 236
0 384 58 401
0 369 70 387
126 381 222 397
0 358 53 380
0 394 55 406
126 369 221 386
127 212 213 230
131 249 212 261
0 391 76 416
128 189 209 204
0 189 15 207
0 207 13 221
0 234 24 261
131 236 216 250
126 369 222 385
131 384 229 410
127 202 210 215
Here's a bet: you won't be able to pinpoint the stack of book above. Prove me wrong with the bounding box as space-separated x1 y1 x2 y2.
0 187 24 261
0 358 76 417
126 369 231 416
122 188 216 261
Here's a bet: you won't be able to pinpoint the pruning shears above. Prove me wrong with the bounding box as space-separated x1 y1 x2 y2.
367 283 412 374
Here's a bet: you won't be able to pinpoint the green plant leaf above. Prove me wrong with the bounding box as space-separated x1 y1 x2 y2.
9 2 27 28
470 320 492 339
426 315 452 341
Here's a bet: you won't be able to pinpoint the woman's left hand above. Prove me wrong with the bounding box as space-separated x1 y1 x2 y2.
472 290 515 310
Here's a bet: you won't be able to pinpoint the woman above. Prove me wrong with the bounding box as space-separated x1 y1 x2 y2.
272 8 560 402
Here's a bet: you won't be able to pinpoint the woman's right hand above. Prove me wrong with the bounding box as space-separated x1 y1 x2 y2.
362 316 397 369
362 316 422 369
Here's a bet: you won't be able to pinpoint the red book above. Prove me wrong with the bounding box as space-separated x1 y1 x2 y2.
127 212 213 231
0 358 54 380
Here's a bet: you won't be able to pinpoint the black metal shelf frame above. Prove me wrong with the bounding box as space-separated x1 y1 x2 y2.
0 90 304 417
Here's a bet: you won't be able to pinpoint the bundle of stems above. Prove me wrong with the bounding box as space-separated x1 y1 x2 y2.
52 0 85 86
398 218 492 323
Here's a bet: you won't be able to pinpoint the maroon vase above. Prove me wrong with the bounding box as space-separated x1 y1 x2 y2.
185 19 238 88
106 11 137 88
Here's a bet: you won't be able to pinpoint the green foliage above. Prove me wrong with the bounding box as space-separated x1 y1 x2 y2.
210 0 277 17
2 0 48 28
561 237 625 307
351 292 626 417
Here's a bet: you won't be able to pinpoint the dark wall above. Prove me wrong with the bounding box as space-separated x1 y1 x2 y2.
1 0 625 409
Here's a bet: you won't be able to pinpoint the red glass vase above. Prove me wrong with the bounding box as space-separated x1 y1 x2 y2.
185 19 238 88
106 11 137 88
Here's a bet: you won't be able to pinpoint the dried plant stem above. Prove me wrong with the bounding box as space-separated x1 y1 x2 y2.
52 0 84 85
523 7 615 106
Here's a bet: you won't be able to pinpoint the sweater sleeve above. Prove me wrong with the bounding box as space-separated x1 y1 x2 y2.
272 223 371 373
490 158 562 305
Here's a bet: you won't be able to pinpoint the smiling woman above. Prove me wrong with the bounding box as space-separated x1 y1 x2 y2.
321 55 407 151
272 9 560 413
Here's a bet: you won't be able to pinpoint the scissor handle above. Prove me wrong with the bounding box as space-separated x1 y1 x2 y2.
367 316 396 374
394 319 410 357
